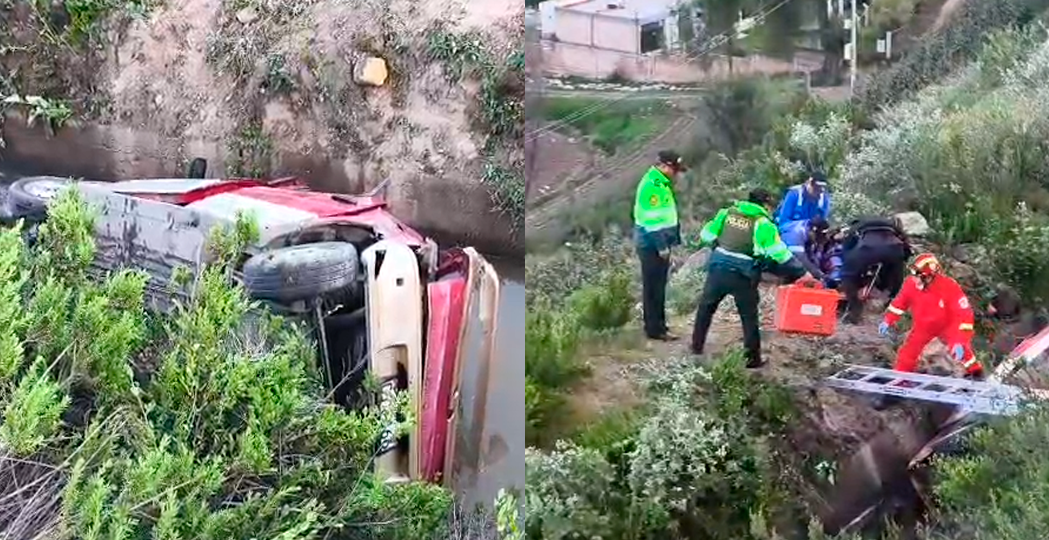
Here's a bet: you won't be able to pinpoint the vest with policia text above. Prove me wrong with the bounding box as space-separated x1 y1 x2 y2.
717 208 756 256
633 167 679 231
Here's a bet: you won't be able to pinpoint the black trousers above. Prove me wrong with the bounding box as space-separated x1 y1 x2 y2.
638 246 670 337
841 243 907 322
691 267 761 365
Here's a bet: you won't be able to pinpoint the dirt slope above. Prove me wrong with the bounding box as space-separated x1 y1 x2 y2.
106 0 514 172
525 112 698 242
571 282 963 528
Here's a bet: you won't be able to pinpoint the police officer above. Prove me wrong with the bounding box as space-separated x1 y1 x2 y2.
690 188 810 367
633 150 686 341
840 216 911 324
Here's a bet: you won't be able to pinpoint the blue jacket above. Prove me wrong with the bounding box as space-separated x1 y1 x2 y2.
776 184 831 224
815 240 844 287
778 219 811 255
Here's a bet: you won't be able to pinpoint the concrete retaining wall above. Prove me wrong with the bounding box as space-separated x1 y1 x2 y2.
0 114 522 255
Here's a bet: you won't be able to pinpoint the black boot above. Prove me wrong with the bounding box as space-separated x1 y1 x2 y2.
745 351 766 369
842 280 864 324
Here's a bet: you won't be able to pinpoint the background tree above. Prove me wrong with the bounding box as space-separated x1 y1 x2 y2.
696 0 749 73
754 0 805 60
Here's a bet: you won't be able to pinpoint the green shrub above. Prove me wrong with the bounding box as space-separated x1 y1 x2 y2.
525 233 635 305
982 204 1049 304
526 375 571 448
525 376 545 439
566 270 634 331
524 302 588 447
927 404 1049 539
706 351 796 430
0 356 69 456
525 440 670 540
525 304 586 390
525 354 801 540
0 188 467 539
572 406 645 454
667 264 705 316
524 442 621 539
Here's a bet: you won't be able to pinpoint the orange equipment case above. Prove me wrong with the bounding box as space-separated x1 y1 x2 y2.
774 278 841 337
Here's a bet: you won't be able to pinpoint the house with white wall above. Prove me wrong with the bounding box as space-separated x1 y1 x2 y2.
541 0 687 55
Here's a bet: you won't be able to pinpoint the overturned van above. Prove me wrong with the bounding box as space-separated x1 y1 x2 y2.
3 174 501 490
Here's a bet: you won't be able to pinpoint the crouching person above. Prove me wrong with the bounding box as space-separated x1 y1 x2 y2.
689 188 810 368
880 253 984 380
840 216 911 324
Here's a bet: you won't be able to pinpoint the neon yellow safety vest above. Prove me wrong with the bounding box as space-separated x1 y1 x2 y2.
633 167 679 231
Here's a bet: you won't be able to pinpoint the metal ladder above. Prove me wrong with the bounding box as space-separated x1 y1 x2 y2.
824 365 1027 416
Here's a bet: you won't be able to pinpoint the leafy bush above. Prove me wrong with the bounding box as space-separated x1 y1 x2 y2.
525 353 800 540
525 304 586 390
566 270 634 331
0 187 486 539
525 376 545 437
524 441 623 539
667 264 705 316
628 397 731 512
925 404 1049 539
525 233 635 305
524 302 588 447
982 203 1049 304
571 406 646 453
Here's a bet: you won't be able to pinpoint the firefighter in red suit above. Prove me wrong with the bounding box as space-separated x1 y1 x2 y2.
878 253 985 380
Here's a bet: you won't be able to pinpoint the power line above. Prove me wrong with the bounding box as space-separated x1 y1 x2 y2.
525 0 799 143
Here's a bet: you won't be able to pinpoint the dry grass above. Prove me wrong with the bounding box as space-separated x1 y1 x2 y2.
0 452 65 539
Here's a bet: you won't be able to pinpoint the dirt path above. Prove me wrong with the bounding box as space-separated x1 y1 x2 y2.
931 0 967 33
525 113 698 241
565 282 964 531
569 282 963 460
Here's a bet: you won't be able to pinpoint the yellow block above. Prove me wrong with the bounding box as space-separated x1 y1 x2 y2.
355 57 389 87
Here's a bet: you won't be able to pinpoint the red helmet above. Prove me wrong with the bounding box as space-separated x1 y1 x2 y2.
909 253 941 277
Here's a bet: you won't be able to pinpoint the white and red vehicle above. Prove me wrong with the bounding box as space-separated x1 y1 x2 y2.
3 173 501 488
823 325 1049 535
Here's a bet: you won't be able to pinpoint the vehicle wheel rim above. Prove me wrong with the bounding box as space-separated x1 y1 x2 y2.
24 179 69 200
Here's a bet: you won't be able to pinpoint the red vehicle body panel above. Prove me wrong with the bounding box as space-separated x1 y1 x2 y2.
421 275 467 482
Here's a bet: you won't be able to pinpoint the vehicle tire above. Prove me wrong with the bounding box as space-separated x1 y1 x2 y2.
242 242 359 303
7 176 74 219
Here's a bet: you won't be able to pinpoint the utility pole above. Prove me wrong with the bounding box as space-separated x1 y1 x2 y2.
848 0 858 95
525 22 541 201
